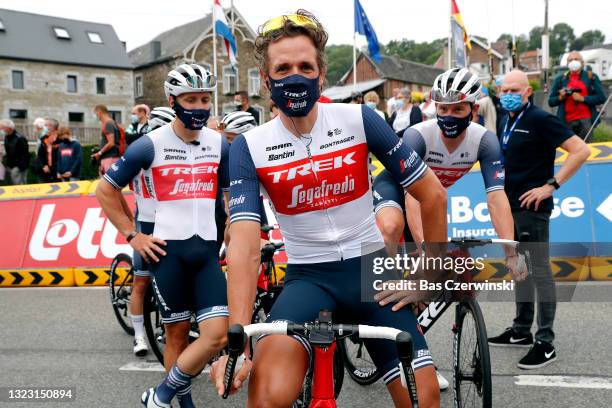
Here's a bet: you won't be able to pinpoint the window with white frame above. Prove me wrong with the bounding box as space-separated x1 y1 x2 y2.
248 68 260 97
53 27 70 39
12 70 24 89
67 75 78 93
135 74 144 97
222 65 238 95
87 32 103 44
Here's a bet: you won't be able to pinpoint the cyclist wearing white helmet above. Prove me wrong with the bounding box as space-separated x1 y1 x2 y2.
127 106 176 358
219 110 258 143
97 63 229 408
373 67 524 266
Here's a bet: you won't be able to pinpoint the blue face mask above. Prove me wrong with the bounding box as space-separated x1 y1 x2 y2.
41 126 48 137
173 98 210 130
268 74 320 117
130 114 139 124
366 102 377 110
436 111 472 139
500 93 525 112
395 99 405 109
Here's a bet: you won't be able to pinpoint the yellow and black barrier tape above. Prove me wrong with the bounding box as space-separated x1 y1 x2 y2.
0 258 609 287
0 269 74 287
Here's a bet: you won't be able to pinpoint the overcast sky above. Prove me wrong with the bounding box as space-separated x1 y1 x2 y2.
1 0 611 52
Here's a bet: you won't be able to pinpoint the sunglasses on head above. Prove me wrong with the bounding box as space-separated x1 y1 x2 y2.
261 14 318 36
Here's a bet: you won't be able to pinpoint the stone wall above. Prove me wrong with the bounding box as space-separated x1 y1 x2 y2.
0 58 134 137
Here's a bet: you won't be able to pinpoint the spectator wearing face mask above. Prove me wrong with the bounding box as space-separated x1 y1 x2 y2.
55 127 82 181
548 50 606 138
126 104 150 145
363 91 385 119
0 119 30 185
32 117 47 149
36 118 60 183
386 87 400 117
475 86 497 133
387 88 422 136
234 90 260 124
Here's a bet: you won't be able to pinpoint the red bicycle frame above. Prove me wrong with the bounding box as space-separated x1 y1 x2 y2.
309 341 337 408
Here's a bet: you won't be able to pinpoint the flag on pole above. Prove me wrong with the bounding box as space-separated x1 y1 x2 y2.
451 0 471 50
213 0 237 68
354 0 380 62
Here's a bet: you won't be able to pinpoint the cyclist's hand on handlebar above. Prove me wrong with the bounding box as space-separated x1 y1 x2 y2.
506 253 529 282
129 233 167 263
210 354 253 396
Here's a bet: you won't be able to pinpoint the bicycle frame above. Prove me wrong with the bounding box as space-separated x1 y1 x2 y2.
309 341 337 408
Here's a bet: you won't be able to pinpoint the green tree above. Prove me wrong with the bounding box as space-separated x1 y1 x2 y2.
325 44 353 85
496 33 529 54
528 26 544 50
571 30 605 50
550 22 575 58
382 38 444 65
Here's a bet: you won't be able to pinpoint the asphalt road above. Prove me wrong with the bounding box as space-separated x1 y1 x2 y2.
1 287 611 408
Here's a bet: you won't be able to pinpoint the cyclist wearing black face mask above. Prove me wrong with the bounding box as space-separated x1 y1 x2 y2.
97 63 230 408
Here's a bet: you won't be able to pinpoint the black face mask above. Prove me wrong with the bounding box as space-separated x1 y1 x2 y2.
436 111 472 138
268 74 320 117
173 98 211 130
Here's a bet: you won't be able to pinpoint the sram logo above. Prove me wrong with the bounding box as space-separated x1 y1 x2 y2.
267 152 357 183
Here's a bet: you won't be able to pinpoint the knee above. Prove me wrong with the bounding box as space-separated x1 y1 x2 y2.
165 323 190 346
200 331 227 351
248 382 295 408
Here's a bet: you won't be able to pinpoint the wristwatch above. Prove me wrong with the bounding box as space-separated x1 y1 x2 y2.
546 177 560 190
126 231 138 243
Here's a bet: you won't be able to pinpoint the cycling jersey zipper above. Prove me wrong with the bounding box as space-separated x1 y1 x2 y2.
303 142 344 261
189 143 198 237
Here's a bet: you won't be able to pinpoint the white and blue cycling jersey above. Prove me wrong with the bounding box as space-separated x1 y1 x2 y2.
228 103 428 264
104 123 229 241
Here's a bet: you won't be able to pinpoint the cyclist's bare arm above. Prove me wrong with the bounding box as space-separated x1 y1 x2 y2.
486 190 515 256
97 180 136 239
405 169 447 244
404 192 424 245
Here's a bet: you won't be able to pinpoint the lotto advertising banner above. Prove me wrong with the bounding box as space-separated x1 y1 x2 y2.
446 161 612 251
0 195 133 270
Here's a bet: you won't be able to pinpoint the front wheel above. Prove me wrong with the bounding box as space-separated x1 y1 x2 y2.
453 299 492 408
109 253 135 336
337 337 381 386
143 285 164 365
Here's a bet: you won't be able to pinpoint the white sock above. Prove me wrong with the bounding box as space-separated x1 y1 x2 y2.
131 314 145 338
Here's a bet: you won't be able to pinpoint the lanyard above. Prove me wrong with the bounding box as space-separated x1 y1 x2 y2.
501 102 530 151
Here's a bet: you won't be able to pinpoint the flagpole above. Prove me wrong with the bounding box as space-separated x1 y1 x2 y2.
212 1 218 118
448 0 453 69
353 32 357 91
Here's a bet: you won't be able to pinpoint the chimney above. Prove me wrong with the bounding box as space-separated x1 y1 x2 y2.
121 41 126 50
151 41 161 60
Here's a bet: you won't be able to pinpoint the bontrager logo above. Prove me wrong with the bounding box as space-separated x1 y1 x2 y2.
267 152 357 183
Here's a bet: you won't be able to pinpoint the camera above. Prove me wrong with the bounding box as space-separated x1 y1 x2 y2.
563 87 581 96
90 147 100 166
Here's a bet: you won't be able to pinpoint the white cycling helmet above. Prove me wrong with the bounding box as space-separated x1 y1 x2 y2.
220 111 258 134
148 107 176 130
431 68 481 104
164 63 217 99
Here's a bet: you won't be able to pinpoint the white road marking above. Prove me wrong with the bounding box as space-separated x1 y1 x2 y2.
515 375 612 390
119 361 211 374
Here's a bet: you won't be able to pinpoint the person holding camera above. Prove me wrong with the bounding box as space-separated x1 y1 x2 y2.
548 50 606 138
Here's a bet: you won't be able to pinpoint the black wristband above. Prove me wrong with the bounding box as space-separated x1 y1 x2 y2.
126 231 138 243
